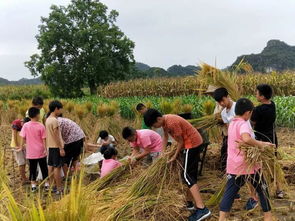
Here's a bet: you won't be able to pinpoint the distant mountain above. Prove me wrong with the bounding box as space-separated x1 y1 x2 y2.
231 40 295 72
135 62 199 77
0 77 42 86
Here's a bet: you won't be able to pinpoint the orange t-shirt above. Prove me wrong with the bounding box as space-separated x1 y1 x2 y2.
163 114 203 149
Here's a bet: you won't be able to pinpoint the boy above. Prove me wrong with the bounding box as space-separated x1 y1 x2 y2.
144 109 211 221
26 96 46 124
46 100 64 194
11 118 30 185
213 88 235 172
219 98 272 221
87 130 117 153
136 103 150 129
251 84 284 199
20 107 49 192
122 127 162 164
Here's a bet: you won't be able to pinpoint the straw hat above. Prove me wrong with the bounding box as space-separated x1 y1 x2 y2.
203 85 219 94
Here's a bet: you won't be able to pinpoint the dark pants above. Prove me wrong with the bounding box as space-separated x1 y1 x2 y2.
29 157 48 181
182 147 201 188
64 138 84 167
220 136 228 171
220 172 271 212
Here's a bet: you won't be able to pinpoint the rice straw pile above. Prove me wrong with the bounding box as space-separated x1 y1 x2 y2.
240 144 287 190
189 113 222 130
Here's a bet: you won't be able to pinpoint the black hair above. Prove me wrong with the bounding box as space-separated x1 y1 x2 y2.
122 127 136 139
213 88 229 102
47 100 63 118
144 108 162 127
23 117 31 123
99 130 109 139
136 103 146 111
257 84 273 100
28 107 40 118
235 98 254 116
32 96 44 106
103 147 118 159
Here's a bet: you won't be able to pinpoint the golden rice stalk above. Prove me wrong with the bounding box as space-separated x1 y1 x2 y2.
206 178 227 207
189 113 222 130
202 100 216 115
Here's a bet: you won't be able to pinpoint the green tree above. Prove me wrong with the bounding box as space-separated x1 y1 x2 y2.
25 0 135 97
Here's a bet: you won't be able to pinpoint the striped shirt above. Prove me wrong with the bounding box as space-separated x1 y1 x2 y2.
163 114 202 149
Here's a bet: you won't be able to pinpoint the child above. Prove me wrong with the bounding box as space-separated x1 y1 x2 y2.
46 100 64 194
26 96 46 125
11 118 30 185
100 147 122 178
144 109 211 221
122 127 162 164
213 87 235 172
136 103 150 129
219 98 272 221
87 130 117 153
20 108 49 192
251 84 284 199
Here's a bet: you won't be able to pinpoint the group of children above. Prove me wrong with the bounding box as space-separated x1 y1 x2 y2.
11 83 279 220
11 98 85 194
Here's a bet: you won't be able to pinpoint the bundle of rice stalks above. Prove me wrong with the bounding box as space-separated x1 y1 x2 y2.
84 102 93 113
181 103 193 113
240 144 288 190
202 100 215 115
189 113 222 130
74 104 86 120
159 99 174 114
65 102 75 113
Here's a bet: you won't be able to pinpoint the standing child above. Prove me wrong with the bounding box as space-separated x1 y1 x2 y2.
46 100 64 194
100 147 122 178
136 103 150 129
251 84 284 199
26 96 46 124
144 109 211 221
20 108 49 192
219 98 272 221
122 127 162 164
11 118 30 185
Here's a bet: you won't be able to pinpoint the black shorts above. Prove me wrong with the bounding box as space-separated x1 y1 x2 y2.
64 139 84 166
48 148 64 168
182 146 201 188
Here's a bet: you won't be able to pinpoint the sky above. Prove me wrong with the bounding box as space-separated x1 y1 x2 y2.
0 0 295 80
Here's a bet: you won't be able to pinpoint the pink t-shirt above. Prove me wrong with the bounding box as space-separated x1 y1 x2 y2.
227 117 260 175
130 129 162 153
100 159 122 178
20 121 46 159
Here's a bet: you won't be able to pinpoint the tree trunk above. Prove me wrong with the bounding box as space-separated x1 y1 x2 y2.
88 80 97 95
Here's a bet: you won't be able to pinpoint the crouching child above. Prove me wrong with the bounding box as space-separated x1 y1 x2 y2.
101 147 122 178
219 98 273 221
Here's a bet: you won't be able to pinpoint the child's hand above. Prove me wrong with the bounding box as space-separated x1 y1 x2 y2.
15 147 22 152
262 142 275 147
60 148 65 157
167 155 177 164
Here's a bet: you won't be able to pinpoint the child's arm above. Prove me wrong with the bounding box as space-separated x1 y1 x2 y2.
131 147 140 157
43 138 47 155
168 135 183 163
55 126 65 156
133 149 150 161
241 133 274 148
20 137 26 150
12 129 20 148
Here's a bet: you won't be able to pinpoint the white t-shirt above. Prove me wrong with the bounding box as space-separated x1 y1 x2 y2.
221 102 236 124
97 135 115 145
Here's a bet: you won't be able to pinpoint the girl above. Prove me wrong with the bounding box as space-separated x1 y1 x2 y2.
100 147 122 178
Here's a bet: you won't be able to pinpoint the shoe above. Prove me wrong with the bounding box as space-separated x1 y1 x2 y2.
276 191 284 199
186 201 196 211
245 198 258 210
31 187 37 193
234 193 241 200
55 190 64 195
188 207 211 221
44 185 50 192
51 186 57 193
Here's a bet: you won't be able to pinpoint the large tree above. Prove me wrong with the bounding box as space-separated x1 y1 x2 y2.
25 0 135 97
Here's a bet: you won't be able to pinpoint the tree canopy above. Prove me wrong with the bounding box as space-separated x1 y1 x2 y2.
25 0 135 97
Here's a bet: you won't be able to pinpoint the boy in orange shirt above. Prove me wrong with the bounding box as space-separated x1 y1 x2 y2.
144 109 211 221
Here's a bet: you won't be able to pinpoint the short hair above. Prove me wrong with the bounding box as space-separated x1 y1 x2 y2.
103 147 118 159
235 98 254 116
136 103 146 111
122 127 136 139
23 117 31 123
144 108 162 127
28 107 40 118
257 84 273 100
49 100 63 112
32 96 44 106
99 130 109 139
213 88 229 102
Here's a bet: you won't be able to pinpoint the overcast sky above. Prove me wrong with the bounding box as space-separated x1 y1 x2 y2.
1 0 295 80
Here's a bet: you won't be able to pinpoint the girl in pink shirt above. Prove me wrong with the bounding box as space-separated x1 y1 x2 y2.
20 107 49 192
101 147 122 178
122 127 163 164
